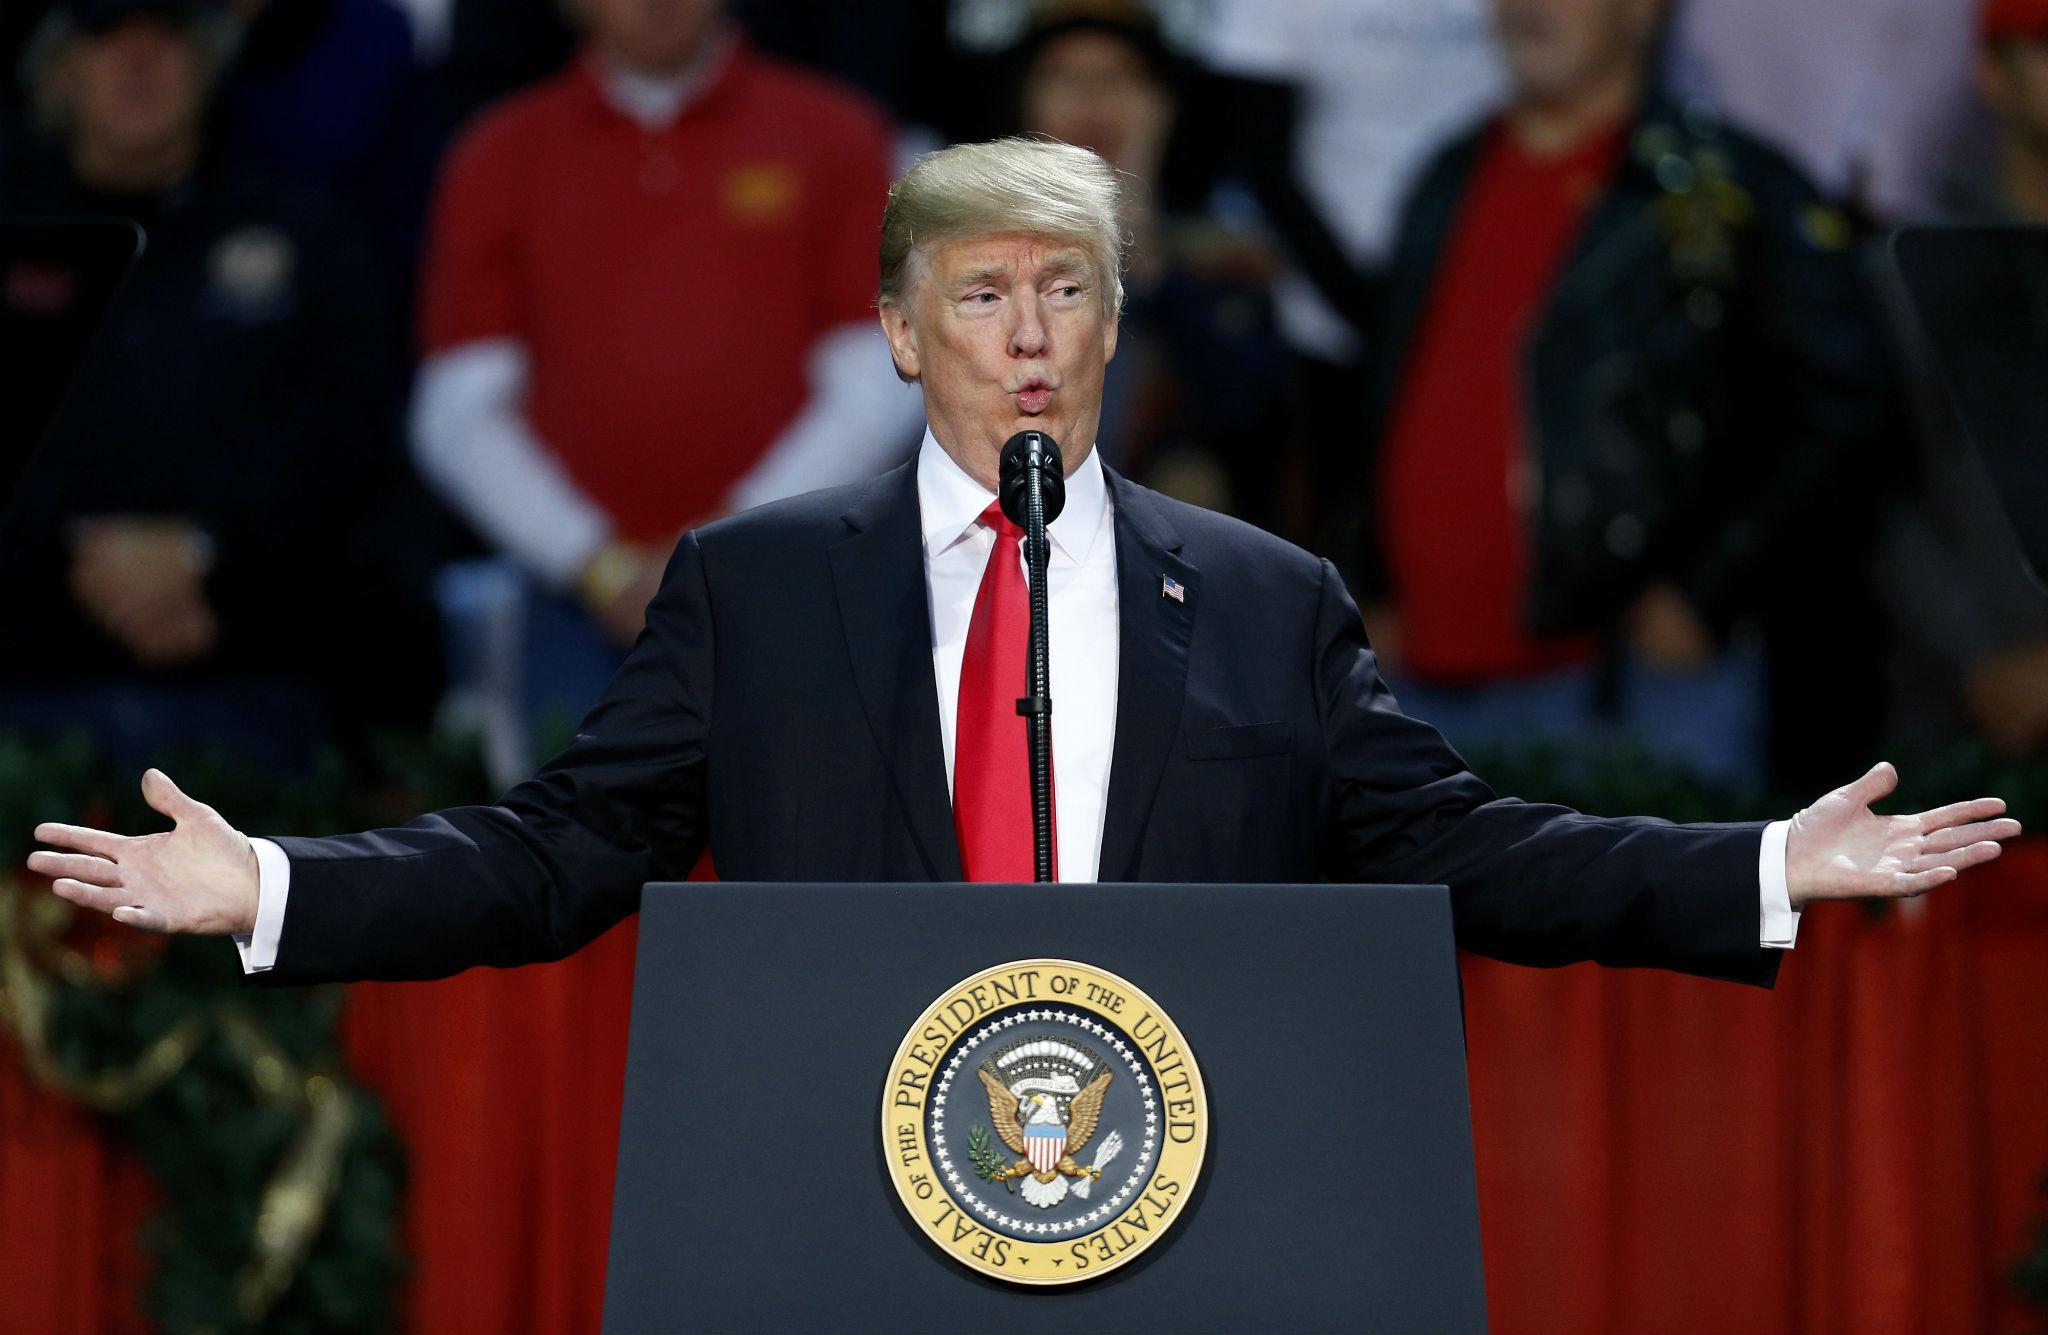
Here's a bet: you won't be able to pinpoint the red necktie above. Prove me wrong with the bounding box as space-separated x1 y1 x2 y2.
954 501 1054 881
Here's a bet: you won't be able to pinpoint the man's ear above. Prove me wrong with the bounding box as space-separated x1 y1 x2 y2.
879 301 920 383
1101 312 1119 368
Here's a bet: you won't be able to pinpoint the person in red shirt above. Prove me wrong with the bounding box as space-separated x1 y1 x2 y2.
1354 0 1899 790
1375 117 1623 686
411 0 924 748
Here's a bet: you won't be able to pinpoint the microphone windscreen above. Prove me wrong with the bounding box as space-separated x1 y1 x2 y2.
998 431 1066 528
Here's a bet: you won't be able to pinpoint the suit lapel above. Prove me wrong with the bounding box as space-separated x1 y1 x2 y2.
1097 470 1196 883
828 462 963 881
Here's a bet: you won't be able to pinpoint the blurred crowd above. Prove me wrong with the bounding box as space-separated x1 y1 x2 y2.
1 0 2044 795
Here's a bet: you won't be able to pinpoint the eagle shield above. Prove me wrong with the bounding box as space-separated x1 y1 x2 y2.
1025 1123 1066 1174
976 1037 1116 1209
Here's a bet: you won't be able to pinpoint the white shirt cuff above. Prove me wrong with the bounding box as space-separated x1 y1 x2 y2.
233 837 291 974
1759 819 1800 949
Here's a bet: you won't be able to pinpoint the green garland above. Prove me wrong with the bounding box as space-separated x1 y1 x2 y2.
1460 735 2048 829
0 729 492 1334
2 725 2045 1324
2020 1175 2048 1320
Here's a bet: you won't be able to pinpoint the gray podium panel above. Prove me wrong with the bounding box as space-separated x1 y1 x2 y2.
604 882 1487 1334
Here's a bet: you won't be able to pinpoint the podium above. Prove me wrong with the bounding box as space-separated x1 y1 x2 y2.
603 882 1488 1333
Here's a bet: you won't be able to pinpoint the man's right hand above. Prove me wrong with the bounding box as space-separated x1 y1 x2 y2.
592 551 669 651
26 769 259 936
580 538 675 651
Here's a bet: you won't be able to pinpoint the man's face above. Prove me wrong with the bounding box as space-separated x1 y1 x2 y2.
1981 37 2048 160
573 0 720 75
1021 30 1172 181
1493 0 1657 104
60 18 207 164
880 231 1118 485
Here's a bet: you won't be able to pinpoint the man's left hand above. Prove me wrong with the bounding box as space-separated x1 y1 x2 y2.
1627 583 1715 669
1786 762 2021 908
68 517 219 667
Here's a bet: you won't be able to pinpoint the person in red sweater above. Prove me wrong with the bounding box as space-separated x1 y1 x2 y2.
411 0 924 742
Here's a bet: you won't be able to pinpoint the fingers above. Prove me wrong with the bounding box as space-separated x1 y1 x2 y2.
1842 760 1899 807
25 850 122 888
48 876 128 915
46 878 169 932
1931 840 2006 875
1916 797 2009 834
110 906 168 932
1891 866 1959 897
32 821 126 858
1895 841 2004 888
1917 817 2023 856
140 768 206 823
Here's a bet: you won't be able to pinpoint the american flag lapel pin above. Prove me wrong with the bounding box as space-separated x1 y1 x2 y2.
1161 574 1185 603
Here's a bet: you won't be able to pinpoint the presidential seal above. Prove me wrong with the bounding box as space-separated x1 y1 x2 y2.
882 960 1207 1285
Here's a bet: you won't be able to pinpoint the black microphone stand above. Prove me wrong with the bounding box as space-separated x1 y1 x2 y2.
999 431 1065 883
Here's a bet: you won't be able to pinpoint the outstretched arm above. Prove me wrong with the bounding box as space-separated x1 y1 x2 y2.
26 532 720 984
1310 560 2019 981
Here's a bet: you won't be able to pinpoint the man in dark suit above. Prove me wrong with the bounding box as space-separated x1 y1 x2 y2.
26 139 2019 987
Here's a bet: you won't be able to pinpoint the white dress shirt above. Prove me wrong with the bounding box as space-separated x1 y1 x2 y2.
919 430 1119 881
235 430 1798 971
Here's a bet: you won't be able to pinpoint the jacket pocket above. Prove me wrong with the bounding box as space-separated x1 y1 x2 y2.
1183 719 1294 760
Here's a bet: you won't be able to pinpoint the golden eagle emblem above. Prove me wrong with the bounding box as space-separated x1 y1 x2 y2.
974 1038 1124 1209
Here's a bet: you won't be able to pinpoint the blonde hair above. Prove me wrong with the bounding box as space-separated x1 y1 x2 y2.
878 137 1126 316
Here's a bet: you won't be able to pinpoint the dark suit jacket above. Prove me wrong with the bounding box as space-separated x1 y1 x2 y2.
1348 94 1898 640
265 461 1779 987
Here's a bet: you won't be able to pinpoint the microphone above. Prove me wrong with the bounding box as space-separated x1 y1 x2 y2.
998 431 1065 529
997 431 1062 883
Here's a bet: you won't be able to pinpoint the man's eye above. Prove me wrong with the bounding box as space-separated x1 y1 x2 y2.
967 292 999 304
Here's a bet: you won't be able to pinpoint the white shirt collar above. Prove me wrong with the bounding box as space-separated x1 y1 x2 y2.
595 26 737 130
916 428 1109 566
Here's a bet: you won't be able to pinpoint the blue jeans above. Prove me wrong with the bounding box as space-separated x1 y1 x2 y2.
1387 643 1769 791
519 582 628 756
436 560 627 780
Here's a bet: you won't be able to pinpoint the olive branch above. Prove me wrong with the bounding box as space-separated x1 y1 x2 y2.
968 1124 1012 1192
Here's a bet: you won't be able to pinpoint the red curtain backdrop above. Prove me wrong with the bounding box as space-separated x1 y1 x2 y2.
6 844 2047 1334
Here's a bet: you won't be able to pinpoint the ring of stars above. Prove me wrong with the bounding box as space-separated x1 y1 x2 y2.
927 1007 1161 1241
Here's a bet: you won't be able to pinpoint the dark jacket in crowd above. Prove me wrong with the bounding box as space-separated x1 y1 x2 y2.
1354 93 1902 646
214 0 438 306
0 146 443 730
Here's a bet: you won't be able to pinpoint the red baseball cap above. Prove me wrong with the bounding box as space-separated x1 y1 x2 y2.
1982 0 2048 43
